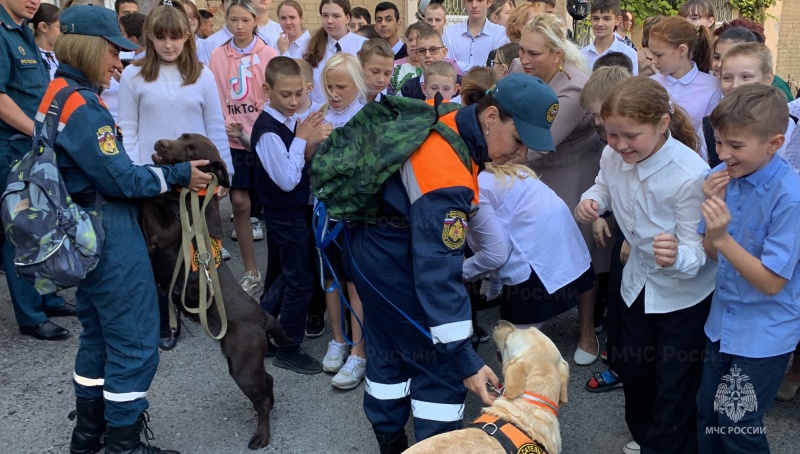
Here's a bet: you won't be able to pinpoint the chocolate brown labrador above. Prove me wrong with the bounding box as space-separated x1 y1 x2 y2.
141 133 289 450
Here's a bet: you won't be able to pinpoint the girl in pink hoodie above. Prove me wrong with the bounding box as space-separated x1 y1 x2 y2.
209 0 277 296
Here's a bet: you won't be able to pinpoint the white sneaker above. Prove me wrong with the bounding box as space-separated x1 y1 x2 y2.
623 440 640 454
251 217 264 241
221 247 231 260
331 355 366 390
231 227 237 241
239 271 263 297
322 340 349 373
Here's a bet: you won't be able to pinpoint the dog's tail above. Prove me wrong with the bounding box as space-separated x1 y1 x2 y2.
263 313 293 347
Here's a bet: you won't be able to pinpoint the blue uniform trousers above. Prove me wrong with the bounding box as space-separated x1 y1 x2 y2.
73 202 159 427
347 224 467 442
696 339 790 453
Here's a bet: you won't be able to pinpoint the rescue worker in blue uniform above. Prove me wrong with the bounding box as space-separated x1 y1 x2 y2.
346 74 561 452
46 6 212 454
0 0 74 340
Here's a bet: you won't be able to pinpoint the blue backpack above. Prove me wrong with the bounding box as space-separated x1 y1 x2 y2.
0 84 104 294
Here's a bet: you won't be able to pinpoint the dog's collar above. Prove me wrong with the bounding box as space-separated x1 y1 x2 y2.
172 186 219 197
516 391 559 417
469 414 550 454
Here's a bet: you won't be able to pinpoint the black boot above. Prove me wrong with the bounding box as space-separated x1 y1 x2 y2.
69 398 106 454
374 429 408 454
104 413 179 454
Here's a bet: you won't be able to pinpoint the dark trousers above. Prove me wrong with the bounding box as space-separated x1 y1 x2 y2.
606 234 625 373
696 339 790 454
262 208 326 327
259 216 313 346
620 289 712 454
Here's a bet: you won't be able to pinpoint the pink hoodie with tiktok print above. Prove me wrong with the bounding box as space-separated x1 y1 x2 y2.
208 37 277 150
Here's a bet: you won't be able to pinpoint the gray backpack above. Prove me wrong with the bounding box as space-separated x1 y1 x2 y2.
1 84 104 294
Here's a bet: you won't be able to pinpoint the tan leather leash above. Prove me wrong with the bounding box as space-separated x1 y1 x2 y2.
167 175 228 339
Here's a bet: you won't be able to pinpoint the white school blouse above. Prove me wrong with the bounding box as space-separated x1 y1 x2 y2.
580 136 716 313
464 170 591 294
281 30 311 59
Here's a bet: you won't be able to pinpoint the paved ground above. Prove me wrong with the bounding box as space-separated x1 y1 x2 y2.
1 198 798 453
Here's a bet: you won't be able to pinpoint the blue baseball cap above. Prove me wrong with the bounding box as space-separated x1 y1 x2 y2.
60 5 137 51
489 73 560 152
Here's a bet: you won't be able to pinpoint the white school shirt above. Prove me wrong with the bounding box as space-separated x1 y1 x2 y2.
258 19 283 47
281 30 311 59
580 136 717 313
296 99 323 121
195 36 208 64
310 32 368 104
581 37 639 75
323 98 365 128
391 39 404 55
100 78 120 122
254 105 308 192
40 48 58 80
651 63 722 131
784 99 800 175
442 19 509 72
464 171 591 293
653 63 721 161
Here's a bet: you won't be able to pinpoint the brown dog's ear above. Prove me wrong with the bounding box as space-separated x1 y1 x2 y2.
206 160 230 188
503 359 530 399
493 320 515 353
558 358 569 404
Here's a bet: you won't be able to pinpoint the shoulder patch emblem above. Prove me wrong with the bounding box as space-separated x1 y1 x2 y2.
546 103 559 123
18 46 25 56
442 210 468 250
97 126 119 155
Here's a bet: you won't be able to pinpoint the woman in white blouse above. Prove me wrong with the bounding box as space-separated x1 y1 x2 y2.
463 163 595 329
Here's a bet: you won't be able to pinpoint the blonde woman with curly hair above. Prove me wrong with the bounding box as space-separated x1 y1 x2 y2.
514 13 610 366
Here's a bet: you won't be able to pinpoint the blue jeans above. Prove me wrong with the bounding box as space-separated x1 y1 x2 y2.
696 338 790 453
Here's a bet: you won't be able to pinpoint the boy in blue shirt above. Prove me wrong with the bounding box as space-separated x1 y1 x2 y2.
697 83 800 453
251 57 330 374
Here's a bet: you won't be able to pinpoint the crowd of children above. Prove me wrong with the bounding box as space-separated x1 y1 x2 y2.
2 0 799 452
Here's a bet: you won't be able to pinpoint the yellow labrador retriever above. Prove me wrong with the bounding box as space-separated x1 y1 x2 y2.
404 321 569 454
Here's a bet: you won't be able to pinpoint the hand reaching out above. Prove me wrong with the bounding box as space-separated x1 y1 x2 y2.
576 199 600 224
592 217 611 247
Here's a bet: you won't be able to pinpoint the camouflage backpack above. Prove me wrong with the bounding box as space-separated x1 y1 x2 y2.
310 95 472 222
1 84 104 294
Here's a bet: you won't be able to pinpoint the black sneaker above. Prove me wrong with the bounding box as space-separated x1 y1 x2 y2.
305 313 325 338
475 324 491 343
273 347 323 374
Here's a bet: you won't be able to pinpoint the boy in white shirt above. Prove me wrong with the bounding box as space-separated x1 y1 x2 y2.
423 1 447 35
374 2 406 59
580 0 639 75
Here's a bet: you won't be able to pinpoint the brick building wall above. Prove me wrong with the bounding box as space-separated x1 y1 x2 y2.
774 0 799 87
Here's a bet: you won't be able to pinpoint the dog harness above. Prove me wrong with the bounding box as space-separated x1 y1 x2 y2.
468 390 559 454
469 414 550 454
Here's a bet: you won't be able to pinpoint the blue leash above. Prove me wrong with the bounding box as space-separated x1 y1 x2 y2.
313 203 433 341
313 203 363 346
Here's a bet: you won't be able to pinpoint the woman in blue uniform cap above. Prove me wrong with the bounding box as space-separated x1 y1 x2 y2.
51 5 211 454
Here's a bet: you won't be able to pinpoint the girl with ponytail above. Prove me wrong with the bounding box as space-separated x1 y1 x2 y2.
577 75 716 453
648 16 721 160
